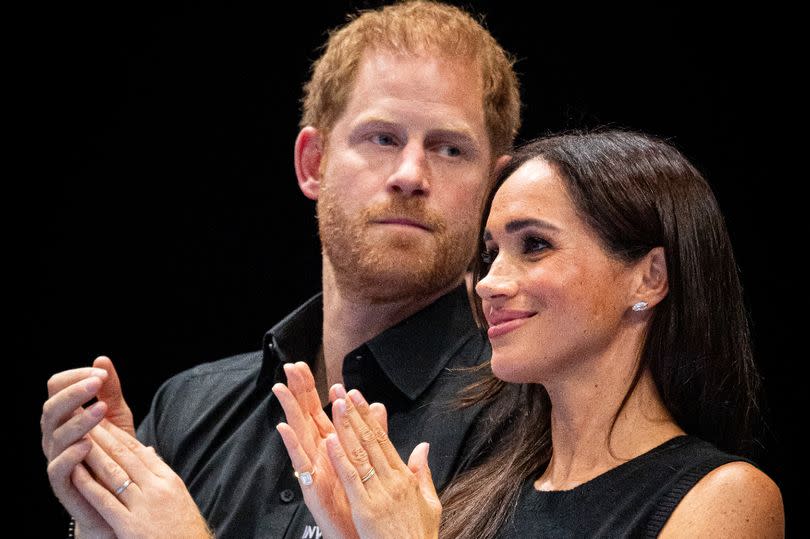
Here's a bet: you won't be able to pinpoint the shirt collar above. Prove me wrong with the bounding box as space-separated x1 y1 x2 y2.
259 285 479 401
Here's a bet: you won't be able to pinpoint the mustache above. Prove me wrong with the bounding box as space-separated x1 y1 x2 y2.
364 198 445 231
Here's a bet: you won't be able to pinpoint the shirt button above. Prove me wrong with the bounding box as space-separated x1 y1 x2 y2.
279 489 295 503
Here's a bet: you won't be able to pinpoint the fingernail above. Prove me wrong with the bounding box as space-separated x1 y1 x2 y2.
333 384 347 398
334 398 346 414
84 377 102 392
87 402 105 418
89 368 108 378
348 390 365 406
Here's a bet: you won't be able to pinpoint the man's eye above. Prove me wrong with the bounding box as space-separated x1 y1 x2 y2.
481 249 497 265
371 134 396 146
438 145 462 157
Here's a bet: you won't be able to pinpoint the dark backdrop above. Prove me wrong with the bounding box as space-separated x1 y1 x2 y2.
18 1 799 535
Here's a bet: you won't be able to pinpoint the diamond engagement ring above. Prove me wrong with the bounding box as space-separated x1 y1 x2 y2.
294 470 315 486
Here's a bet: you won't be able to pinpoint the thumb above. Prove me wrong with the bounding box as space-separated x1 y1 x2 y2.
407 442 439 503
93 356 135 436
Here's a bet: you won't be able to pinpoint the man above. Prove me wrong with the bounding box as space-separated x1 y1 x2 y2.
42 2 520 537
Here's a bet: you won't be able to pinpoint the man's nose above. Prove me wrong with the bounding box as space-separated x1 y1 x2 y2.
386 141 430 196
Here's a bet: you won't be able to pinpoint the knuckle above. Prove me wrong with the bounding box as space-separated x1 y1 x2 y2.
103 460 124 480
373 426 388 443
342 468 359 483
358 425 375 443
109 443 128 460
350 447 369 464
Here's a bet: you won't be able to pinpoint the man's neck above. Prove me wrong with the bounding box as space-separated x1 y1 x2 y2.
320 261 457 390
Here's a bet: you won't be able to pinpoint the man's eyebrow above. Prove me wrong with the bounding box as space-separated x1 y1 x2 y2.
483 218 560 241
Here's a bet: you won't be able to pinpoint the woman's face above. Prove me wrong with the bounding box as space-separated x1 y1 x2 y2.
476 159 641 384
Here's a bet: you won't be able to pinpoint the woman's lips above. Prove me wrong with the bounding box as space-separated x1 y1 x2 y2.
486 311 537 339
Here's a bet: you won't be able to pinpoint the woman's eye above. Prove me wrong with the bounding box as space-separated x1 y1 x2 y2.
523 236 550 254
481 249 497 265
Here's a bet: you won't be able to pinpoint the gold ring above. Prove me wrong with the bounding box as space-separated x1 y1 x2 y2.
360 467 376 483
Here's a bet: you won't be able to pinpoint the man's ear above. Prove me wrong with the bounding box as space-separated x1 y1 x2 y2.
294 126 325 200
631 246 669 310
493 154 511 178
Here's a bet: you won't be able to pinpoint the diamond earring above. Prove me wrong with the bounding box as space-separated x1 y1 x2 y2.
632 301 648 312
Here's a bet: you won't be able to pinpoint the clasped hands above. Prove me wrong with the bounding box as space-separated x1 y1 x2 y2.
273 362 441 539
41 357 212 539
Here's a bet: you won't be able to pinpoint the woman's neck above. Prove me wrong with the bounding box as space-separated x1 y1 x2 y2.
536 364 684 492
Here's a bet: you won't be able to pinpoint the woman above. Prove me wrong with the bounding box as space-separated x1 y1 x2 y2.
274 130 784 537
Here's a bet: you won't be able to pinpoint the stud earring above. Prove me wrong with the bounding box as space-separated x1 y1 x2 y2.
632 301 648 312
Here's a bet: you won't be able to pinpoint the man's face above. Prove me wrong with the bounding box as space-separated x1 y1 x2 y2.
316 49 494 303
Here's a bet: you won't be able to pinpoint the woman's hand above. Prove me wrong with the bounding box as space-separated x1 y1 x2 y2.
273 362 389 539
72 421 213 539
327 389 442 539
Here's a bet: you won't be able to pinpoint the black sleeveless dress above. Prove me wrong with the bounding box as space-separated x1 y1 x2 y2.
497 435 752 538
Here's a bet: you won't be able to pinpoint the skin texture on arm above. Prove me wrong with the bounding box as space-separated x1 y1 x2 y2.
660 461 784 538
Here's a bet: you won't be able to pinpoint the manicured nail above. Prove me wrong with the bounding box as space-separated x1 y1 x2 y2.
334 398 346 414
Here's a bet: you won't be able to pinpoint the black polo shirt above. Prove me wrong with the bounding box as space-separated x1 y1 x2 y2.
137 285 490 538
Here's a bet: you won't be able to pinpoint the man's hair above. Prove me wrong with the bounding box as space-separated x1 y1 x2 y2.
300 0 520 156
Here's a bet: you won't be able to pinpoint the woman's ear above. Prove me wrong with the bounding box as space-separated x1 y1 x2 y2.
294 126 325 200
632 246 669 309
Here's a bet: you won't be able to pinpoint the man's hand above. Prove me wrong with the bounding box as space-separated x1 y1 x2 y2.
42 356 134 538
71 421 213 539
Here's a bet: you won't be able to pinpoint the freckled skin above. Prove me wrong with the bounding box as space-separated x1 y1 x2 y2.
477 159 639 384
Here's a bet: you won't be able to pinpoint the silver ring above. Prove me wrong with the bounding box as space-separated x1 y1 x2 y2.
114 479 133 496
360 467 376 483
294 470 314 486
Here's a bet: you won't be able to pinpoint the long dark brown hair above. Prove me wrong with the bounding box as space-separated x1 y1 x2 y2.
439 130 761 539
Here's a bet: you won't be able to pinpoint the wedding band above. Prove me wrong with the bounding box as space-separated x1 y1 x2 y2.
294 470 315 486
114 479 133 496
360 467 376 483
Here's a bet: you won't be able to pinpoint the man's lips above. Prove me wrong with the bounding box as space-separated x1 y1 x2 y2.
370 218 432 231
486 309 537 338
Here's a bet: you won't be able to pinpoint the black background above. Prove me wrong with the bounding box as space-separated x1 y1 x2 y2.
18 1 800 535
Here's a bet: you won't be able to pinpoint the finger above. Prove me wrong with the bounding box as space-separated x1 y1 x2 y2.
347 390 405 474
42 375 107 459
72 463 130 528
46 367 110 398
329 383 347 403
48 401 108 459
332 398 382 487
93 356 136 436
407 442 439 504
102 420 174 478
276 423 315 486
47 439 108 523
325 433 372 505
369 403 388 435
83 427 147 506
290 362 334 437
272 382 319 457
